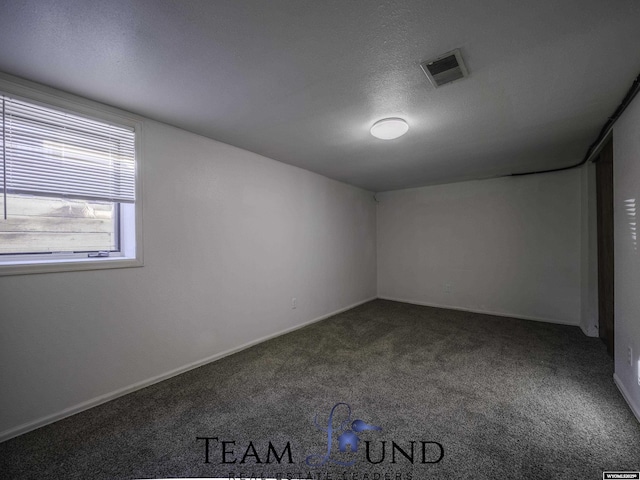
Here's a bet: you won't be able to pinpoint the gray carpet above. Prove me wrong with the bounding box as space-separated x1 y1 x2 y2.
1 299 639 479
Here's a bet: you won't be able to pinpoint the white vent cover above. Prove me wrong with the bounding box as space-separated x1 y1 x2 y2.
420 49 468 88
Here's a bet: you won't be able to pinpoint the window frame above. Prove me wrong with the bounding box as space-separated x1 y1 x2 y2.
0 74 144 276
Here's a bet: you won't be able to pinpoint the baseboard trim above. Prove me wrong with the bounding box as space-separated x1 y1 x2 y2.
377 296 579 327
0 296 376 443
613 373 640 424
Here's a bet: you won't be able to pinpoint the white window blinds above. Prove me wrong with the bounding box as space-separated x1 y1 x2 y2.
1 94 136 205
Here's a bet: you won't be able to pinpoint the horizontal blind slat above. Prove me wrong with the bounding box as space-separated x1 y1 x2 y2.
5 172 135 193
5 149 135 174
5 161 134 181
4 188 134 204
6 99 135 134
6 120 135 153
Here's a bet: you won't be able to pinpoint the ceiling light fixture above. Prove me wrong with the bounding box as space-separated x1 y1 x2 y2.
370 118 409 140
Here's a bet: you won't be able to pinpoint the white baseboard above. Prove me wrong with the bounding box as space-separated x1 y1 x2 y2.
0 296 376 443
613 373 640 424
377 296 579 326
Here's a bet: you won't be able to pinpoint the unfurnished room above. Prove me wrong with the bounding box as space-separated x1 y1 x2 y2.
0 1 640 479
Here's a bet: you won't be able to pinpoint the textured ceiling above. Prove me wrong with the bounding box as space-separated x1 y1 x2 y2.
1 0 639 192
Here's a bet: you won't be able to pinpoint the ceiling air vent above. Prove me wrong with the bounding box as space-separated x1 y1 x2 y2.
420 49 468 88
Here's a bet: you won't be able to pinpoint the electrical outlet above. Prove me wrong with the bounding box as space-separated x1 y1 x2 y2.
291 297 297 309
629 346 633 367
443 283 453 294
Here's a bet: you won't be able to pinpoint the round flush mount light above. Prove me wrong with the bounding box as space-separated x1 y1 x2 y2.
370 117 409 140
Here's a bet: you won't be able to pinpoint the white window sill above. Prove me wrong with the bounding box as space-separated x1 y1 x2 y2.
0 256 143 276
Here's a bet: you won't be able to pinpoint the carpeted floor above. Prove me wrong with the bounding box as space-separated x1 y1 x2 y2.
1 299 639 479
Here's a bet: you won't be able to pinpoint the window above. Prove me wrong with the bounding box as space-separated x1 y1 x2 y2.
0 82 142 275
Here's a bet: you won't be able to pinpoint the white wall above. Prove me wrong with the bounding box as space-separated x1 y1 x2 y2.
377 169 582 324
613 93 640 421
0 119 377 440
